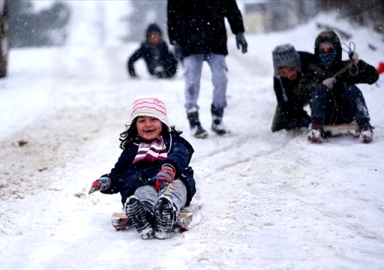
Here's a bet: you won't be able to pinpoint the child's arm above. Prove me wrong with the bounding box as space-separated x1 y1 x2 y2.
336 59 379 85
273 76 289 105
167 0 181 46
127 45 145 77
162 135 194 179
152 136 193 192
154 164 176 192
90 147 137 194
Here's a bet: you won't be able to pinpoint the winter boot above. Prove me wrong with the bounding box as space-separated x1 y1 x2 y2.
187 108 208 138
154 196 178 239
306 122 323 143
125 196 154 239
358 123 374 144
211 104 229 135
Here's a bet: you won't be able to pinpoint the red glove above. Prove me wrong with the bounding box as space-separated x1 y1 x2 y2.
89 177 111 194
155 164 176 192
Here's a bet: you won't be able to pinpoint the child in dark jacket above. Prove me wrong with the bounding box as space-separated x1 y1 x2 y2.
127 23 178 79
89 97 196 239
271 44 316 132
306 30 379 143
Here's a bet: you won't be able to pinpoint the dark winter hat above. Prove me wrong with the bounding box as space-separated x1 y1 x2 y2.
146 23 162 38
272 44 301 77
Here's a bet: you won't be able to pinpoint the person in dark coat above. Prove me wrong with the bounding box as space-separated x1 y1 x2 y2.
167 0 248 138
127 23 177 79
271 44 316 132
306 30 379 143
89 97 196 240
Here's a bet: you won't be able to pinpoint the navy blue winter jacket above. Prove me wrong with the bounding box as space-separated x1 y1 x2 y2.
101 131 196 206
167 0 245 57
127 41 176 77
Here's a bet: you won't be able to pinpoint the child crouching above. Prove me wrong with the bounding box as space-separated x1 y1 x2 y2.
89 97 196 239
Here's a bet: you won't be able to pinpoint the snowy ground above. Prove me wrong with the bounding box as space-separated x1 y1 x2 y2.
1 8 384 270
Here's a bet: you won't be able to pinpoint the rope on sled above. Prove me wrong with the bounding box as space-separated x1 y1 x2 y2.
342 41 359 76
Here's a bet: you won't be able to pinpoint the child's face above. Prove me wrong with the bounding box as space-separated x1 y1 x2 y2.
148 31 161 45
278 67 299 81
136 116 163 141
319 42 335 55
318 42 337 69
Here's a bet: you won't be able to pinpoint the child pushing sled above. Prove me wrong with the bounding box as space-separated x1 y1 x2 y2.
89 97 197 239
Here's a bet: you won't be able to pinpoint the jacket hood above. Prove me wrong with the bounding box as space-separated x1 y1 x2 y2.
146 23 162 38
314 30 342 68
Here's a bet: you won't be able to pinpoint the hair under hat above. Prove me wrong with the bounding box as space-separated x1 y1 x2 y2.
146 23 162 38
131 97 170 130
272 44 301 77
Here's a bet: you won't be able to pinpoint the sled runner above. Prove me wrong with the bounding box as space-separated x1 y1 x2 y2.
111 204 202 232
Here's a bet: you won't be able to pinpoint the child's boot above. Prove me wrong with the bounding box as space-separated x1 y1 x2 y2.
211 104 229 135
306 121 323 143
154 196 178 239
187 107 208 138
125 196 154 239
358 123 374 143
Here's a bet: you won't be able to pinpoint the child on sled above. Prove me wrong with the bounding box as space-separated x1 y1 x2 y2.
89 97 196 239
306 30 379 143
127 23 178 79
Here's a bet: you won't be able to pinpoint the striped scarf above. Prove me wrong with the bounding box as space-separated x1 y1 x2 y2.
133 136 167 164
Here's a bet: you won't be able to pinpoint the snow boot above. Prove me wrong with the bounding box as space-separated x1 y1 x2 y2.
306 122 323 143
154 196 178 239
187 108 208 138
211 105 229 135
125 196 154 239
358 124 374 144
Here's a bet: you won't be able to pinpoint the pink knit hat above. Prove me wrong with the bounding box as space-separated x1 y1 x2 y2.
131 97 170 129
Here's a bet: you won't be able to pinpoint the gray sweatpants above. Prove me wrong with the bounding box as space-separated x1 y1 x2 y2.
133 179 187 212
183 54 228 110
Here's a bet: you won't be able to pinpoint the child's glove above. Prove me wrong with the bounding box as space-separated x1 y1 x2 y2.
322 77 336 89
89 177 111 194
236 32 248 54
154 164 176 192
348 51 359 65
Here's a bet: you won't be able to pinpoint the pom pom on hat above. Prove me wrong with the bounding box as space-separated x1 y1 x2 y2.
131 97 170 130
272 44 301 77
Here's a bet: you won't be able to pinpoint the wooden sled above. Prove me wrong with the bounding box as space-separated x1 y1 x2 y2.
323 123 359 137
111 204 202 232
323 123 359 132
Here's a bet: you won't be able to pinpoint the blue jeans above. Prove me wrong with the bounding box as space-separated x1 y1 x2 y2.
310 84 370 127
183 54 228 110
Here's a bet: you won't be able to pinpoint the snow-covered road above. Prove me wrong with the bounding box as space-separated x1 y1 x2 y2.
1 11 384 270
